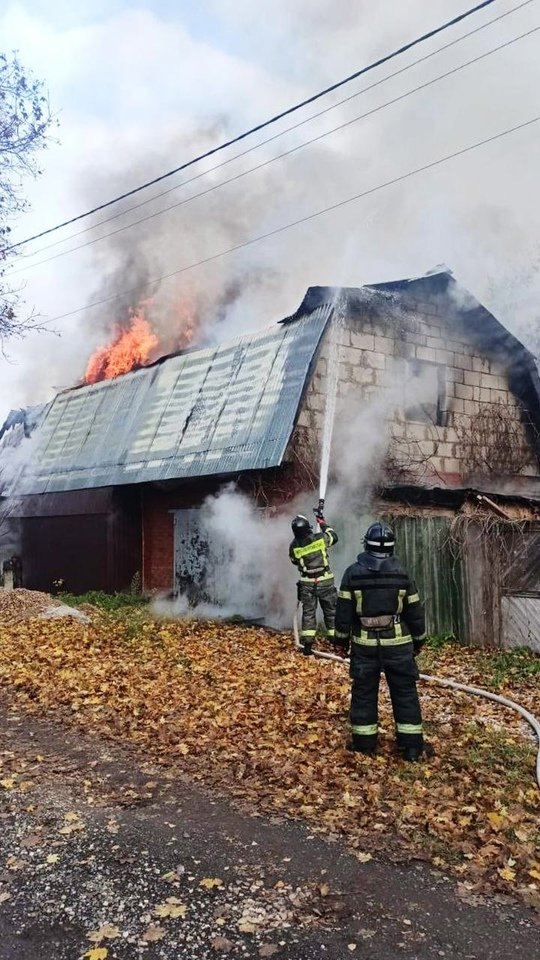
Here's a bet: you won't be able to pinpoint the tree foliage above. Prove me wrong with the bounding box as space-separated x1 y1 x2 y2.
0 51 56 345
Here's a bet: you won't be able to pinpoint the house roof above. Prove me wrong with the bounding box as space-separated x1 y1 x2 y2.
7 267 540 497
19 305 332 495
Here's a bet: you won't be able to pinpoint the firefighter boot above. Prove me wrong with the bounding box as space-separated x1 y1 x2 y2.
401 742 435 762
346 736 376 756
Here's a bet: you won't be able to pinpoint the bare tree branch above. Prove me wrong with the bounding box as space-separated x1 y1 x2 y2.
0 51 57 345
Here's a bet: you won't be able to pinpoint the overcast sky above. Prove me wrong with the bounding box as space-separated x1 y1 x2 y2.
1 0 540 420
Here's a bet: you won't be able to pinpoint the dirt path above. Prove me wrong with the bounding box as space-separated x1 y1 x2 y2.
0 698 538 960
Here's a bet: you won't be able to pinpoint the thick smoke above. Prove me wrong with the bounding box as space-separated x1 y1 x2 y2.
0 425 40 567
157 315 437 627
2 0 540 413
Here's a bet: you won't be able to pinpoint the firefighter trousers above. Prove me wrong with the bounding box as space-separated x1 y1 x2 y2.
349 645 423 751
298 578 337 641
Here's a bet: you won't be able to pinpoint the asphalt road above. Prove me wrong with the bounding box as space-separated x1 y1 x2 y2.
0 700 538 960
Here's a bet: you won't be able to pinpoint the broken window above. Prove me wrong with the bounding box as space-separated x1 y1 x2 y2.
403 360 445 425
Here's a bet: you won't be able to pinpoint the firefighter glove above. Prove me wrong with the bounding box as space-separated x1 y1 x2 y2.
333 638 349 658
413 638 426 657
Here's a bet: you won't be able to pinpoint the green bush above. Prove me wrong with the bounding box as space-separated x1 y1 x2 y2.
59 591 150 612
425 633 456 649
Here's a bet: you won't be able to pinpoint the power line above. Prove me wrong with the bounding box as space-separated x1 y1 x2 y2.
43 114 540 327
9 24 538 276
3 0 501 254
12 0 533 264
9 0 534 267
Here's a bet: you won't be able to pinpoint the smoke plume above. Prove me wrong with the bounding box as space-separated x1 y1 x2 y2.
157 316 438 627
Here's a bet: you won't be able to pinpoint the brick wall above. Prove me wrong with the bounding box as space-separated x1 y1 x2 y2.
295 293 539 491
142 491 174 593
141 468 299 593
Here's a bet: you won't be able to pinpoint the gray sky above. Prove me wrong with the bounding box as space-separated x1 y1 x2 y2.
1 0 540 420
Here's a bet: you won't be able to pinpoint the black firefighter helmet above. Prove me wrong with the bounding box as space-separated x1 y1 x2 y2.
292 515 312 539
364 521 395 558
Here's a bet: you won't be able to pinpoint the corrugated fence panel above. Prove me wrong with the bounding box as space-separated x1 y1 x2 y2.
324 512 467 640
388 515 466 639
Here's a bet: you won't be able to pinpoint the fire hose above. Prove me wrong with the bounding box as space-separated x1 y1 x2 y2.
292 604 540 789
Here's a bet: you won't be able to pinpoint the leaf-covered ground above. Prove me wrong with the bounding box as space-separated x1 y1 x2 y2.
0 609 538 910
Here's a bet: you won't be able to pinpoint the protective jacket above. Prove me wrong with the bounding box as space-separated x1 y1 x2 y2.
334 552 426 752
335 552 426 649
290 522 338 642
289 522 338 582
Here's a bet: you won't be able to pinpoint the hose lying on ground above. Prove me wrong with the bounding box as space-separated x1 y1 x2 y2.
292 605 540 789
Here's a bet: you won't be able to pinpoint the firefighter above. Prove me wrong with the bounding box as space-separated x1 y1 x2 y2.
334 521 429 761
289 511 338 655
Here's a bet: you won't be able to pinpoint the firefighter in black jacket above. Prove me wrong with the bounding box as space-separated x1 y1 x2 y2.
290 513 338 654
334 521 428 761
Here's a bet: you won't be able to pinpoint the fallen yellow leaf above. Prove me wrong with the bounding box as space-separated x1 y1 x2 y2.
356 852 373 863
154 897 187 919
200 877 223 890
88 923 121 943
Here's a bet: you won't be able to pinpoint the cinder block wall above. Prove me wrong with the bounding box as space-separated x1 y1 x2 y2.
295 292 539 491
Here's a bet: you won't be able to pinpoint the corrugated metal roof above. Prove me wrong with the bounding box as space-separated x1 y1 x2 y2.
21 307 332 495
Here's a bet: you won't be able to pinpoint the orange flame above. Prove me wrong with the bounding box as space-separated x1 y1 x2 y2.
84 305 159 385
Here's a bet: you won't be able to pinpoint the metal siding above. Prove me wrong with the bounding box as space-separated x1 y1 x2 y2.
22 309 331 494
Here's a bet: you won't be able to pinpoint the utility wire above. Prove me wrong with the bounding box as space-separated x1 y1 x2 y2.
8 25 538 277
9 0 533 266
43 114 540 327
2 0 501 254
11 0 534 264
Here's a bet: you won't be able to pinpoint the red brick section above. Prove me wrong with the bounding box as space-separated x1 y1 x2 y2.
142 492 174 593
141 466 309 593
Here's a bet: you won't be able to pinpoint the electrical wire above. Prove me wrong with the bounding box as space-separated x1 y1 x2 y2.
11 0 534 263
42 113 540 327
2 0 501 254
7 24 538 277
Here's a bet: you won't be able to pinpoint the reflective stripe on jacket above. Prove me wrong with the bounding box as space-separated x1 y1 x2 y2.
335 551 426 645
289 523 338 582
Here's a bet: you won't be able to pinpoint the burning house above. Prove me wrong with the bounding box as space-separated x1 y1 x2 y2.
2 267 540 648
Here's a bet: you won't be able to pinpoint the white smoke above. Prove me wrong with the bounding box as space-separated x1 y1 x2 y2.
0 426 40 565
158 327 438 627
153 484 302 627
2 0 540 419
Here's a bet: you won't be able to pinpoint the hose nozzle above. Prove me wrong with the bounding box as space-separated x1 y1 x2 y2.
314 497 325 521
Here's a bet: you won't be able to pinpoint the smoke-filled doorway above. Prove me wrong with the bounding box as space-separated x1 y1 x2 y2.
173 507 239 609
172 503 268 619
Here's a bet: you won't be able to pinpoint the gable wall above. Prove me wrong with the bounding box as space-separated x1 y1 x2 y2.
294 290 539 493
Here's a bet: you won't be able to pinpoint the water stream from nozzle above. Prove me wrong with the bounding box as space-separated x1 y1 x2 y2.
318 293 346 502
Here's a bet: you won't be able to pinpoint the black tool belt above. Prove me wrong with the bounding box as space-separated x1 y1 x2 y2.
303 567 329 579
359 614 398 629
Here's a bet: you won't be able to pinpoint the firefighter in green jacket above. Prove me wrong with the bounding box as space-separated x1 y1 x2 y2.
289 512 338 655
